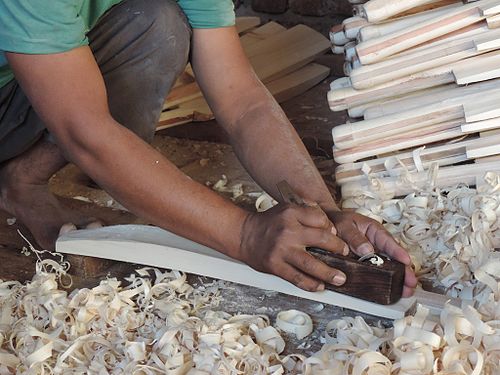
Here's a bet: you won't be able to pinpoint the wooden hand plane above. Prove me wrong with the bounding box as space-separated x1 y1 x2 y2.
276 180 405 305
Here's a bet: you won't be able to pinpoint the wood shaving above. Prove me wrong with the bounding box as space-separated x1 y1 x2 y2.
212 175 244 200
255 193 278 212
275 310 313 340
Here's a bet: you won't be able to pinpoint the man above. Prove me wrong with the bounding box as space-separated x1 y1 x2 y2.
0 0 416 295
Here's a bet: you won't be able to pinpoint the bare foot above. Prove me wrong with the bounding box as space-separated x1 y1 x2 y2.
0 139 102 250
0 180 102 249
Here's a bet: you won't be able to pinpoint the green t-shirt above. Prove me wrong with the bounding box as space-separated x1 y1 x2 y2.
0 0 235 88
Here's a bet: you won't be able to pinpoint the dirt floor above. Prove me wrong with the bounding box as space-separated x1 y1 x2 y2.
0 53 384 356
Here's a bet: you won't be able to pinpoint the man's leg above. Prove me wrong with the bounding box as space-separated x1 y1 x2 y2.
89 0 191 142
0 0 191 249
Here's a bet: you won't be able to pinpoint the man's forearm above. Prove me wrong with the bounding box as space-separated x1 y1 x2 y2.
225 87 339 212
61 117 249 259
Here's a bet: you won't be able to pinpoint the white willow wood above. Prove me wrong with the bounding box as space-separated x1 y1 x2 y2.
361 0 446 22
356 0 496 64
56 225 418 319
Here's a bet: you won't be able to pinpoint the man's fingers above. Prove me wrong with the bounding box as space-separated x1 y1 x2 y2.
364 221 411 265
302 227 348 255
337 224 374 256
286 249 347 287
292 205 333 231
275 261 325 292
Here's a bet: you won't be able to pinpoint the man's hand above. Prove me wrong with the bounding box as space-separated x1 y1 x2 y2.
238 204 349 292
328 210 418 297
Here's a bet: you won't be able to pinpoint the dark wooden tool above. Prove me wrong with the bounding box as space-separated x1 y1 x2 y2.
276 181 405 305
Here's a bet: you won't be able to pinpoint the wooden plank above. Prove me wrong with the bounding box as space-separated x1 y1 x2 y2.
486 13 500 27
335 132 500 184
332 103 464 149
351 24 499 89
464 99 500 122
453 50 500 84
158 63 330 130
333 119 464 163
265 63 330 103
235 16 261 34
244 25 331 83
340 159 500 197
466 134 500 158
163 23 327 112
351 38 476 89
56 225 417 319
165 22 286 110
361 0 444 22
355 0 495 64
157 97 213 131
240 22 287 48
364 78 500 119
359 3 462 42
328 71 454 111
329 49 500 112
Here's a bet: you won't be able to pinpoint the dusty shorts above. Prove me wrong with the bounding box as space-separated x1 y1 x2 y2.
0 0 191 164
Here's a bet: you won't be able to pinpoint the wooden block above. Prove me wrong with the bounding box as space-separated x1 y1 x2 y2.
56 225 417 319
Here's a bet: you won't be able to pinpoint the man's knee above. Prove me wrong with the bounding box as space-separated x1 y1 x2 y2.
130 0 191 73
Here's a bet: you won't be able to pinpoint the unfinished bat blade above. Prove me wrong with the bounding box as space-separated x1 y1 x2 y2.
56 225 419 319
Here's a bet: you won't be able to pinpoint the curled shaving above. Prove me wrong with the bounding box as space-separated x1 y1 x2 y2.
275 310 313 340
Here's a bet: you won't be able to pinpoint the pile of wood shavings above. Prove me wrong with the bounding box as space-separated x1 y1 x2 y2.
1 171 500 374
1 259 500 373
343 171 500 304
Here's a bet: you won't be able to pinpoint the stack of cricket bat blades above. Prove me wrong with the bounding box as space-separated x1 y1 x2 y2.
327 0 500 200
